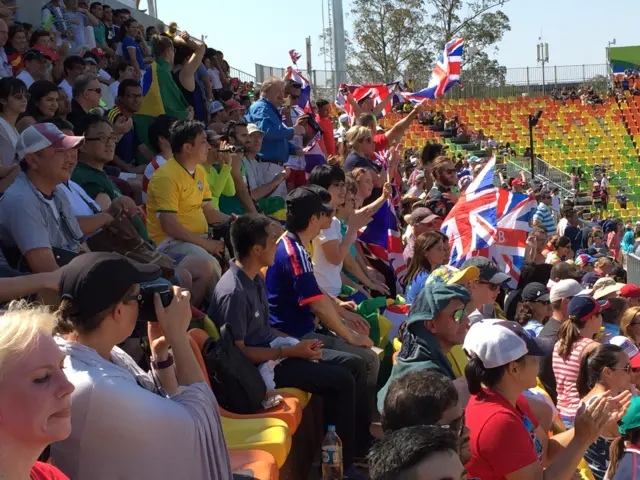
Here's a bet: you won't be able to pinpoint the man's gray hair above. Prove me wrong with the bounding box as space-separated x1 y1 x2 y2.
72 74 99 99
260 77 284 96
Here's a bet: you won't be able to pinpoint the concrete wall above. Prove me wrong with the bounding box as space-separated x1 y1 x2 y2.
15 0 162 30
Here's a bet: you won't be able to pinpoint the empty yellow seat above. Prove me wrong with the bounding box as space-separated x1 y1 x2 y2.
222 416 292 468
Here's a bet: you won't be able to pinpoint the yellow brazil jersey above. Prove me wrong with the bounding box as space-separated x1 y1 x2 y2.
146 158 212 245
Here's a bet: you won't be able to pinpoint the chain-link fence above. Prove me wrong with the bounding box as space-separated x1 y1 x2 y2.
627 253 640 285
255 63 610 101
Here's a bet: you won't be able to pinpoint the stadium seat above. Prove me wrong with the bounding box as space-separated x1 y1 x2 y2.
230 450 279 480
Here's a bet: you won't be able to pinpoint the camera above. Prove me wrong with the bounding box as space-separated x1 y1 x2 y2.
217 145 244 153
138 280 174 322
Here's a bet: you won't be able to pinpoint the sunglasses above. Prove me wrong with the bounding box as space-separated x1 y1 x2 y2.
87 87 102 95
477 281 500 291
453 308 468 323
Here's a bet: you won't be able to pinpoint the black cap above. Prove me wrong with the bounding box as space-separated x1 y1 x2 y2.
60 252 161 318
286 185 334 217
522 282 550 302
461 256 511 284
24 49 46 62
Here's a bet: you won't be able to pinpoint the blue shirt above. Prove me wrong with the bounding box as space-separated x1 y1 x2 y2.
533 203 556 236
405 271 429 304
245 98 296 163
612 447 640 479
265 232 323 337
524 320 544 337
121 35 145 70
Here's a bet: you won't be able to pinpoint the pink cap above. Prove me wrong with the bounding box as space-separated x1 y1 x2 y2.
17 124 85 159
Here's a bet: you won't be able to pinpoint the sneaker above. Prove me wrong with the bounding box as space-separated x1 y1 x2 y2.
344 464 368 480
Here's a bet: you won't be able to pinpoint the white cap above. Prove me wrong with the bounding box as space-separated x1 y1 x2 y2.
549 279 583 304
463 319 555 369
209 101 224 114
609 336 640 368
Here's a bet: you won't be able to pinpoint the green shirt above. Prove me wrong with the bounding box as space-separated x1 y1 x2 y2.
93 22 106 46
72 162 149 242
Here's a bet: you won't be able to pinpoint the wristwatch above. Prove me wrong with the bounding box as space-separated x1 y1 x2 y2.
151 354 174 370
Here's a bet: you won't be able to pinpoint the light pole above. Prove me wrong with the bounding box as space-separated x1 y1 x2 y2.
529 109 544 177
537 42 549 94
607 39 616 78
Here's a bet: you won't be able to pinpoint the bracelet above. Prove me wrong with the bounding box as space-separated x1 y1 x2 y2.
151 354 174 370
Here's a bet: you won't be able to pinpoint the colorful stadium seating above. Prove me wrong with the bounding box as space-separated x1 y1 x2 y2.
382 94 640 221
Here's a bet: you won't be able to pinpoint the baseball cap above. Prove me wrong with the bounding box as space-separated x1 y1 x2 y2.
339 113 349 123
592 277 625 300
620 284 640 299
619 396 640 435
582 271 602 288
16 123 84 160
408 283 470 323
91 47 106 57
468 155 482 164
511 178 525 187
463 319 555 369
247 123 264 136
286 186 334 217
609 336 640 369
568 295 610 323
209 100 224 115
461 256 511 285
522 282 550 302
549 279 583 303
225 99 243 111
425 265 479 286
575 254 597 267
23 49 46 63
83 56 98 65
60 252 161 319
31 45 59 61
409 208 440 226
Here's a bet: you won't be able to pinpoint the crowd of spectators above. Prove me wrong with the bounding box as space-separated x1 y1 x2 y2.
3 3 640 480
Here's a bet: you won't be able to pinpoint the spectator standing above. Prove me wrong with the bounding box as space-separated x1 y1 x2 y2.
64 0 99 54
172 34 207 122
377 284 471 411
146 120 228 290
245 76 306 166
0 19 11 78
316 99 335 156
119 18 146 79
426 156 458 218
66 74 102 134
0 77 27 167
89 2 114 56
533 189 557 236
41 0 72 45
0 303 74 480
0 123 85 273
356 103 426 153
50 253 233 479
58 55 86 102
101 4 116 46
16 49 48 88
210 214 370 479
282 79 307 190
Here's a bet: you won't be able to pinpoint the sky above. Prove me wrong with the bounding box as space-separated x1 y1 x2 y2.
145 0 640 79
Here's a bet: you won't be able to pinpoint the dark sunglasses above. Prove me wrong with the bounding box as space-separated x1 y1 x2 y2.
477 281 500 291
87 87 102 95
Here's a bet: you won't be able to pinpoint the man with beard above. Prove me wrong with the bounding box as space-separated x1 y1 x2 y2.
426 156 458 218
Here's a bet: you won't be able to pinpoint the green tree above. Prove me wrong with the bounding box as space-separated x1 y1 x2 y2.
347 0 433 84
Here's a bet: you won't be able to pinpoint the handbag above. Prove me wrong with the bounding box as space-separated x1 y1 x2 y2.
201 324 266 414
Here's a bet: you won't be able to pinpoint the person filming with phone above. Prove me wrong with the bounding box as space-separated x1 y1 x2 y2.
210 213 371 479
50 252 233 479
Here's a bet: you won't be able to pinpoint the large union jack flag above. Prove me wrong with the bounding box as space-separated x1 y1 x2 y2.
441 155 536 288
402 38 464 102
285 66 311 110
335 82 399 120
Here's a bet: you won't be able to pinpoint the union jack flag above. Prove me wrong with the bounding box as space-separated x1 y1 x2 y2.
335 82 399 120
285 66 311 110
289 49 302 65
303 132 326 174
441 155 536 288
372 150 402 209
402 38 464 103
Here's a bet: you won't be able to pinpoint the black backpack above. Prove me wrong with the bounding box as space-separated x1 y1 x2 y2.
202 324 267 414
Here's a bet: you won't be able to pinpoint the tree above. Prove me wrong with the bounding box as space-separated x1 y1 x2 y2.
424 0 511 88
347 0 433 84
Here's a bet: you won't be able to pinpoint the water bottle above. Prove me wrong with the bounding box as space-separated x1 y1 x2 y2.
321 425 343 479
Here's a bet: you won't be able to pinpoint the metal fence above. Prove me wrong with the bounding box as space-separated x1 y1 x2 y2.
255 63 610 101
627 253 640 285
502 156 574 198
229 67 256 84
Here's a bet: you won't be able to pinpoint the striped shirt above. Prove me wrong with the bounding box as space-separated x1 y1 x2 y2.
142 155 169 204
533 203 556 236
553 337 595 418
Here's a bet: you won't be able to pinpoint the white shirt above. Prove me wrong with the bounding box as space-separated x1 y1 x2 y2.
0 116 19 166
208 68 223 90
59 79 73 100
16 70 35 88
109 79 120 100
0 49 11 78
557 217 568 237
311 217 344 296
51 338 233 480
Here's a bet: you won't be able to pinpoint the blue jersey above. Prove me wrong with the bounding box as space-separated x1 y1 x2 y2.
265 232 324 337
611 447 640 479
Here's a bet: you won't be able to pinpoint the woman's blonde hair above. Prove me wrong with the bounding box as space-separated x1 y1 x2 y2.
260 77 284 96
621 306 640 344
345 125 372 149
0 301 56 377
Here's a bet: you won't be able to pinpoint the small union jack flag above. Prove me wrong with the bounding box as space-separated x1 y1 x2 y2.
289 49 302 65
441 155 537 287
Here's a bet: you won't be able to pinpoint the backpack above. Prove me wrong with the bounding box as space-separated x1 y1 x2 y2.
201 324 267 414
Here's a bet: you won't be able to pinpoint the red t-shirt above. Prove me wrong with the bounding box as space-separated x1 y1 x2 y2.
373 133 388 152
30 462 69 480
465 390 541 480
316 115 336 156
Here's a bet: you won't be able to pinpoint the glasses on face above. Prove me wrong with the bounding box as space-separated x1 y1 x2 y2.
453 308 467 323
12 92 30 101
477 280 500 291
612 364 632 374
121 292 142 306
85 135 118 144
441 412 465 438
87 87 102 95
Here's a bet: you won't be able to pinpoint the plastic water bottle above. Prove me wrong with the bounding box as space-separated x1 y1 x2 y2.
321 425 343 479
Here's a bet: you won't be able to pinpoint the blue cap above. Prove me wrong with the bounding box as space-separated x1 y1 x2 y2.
582 271 602 288
567 295 610 323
